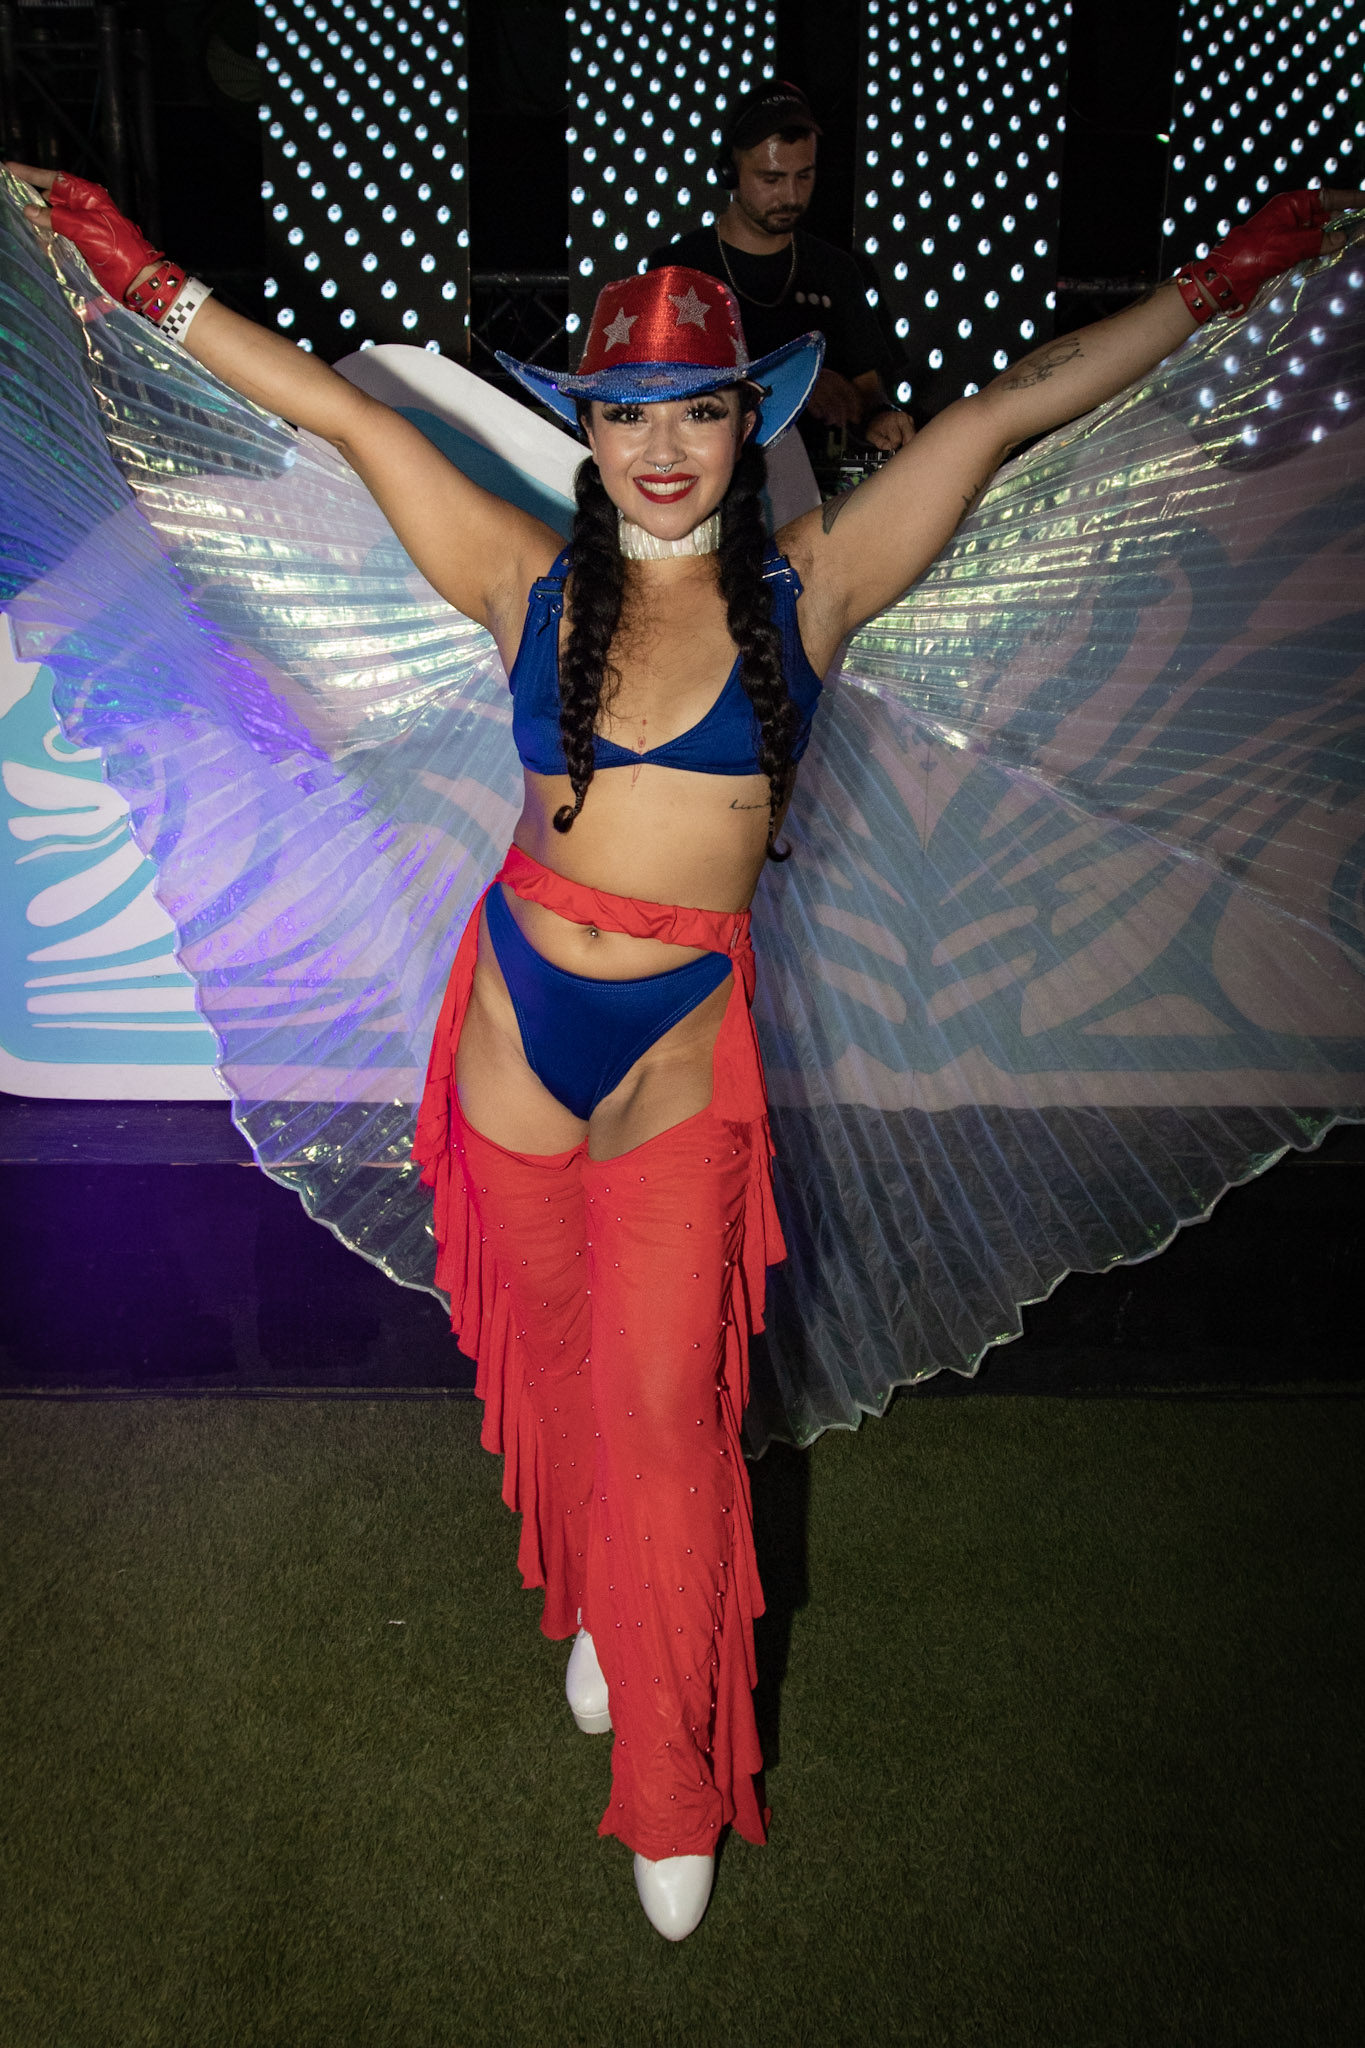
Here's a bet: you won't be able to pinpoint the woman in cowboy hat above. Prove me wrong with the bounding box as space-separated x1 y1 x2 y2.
11 164 1357 1940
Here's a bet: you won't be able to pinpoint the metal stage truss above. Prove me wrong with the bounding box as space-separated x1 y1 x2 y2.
469 267 570 383
0 0 159 233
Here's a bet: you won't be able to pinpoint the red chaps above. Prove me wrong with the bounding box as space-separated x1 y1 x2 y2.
414 848 785 1858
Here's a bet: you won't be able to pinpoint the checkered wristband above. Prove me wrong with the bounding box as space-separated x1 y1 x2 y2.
159 276 214 343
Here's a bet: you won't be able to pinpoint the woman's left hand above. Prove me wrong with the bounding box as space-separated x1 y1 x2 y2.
781 182 1362 657
1178 186 1364 321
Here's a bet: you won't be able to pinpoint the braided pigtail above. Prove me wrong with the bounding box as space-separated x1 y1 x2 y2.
554 457 626 835
716 434 798 860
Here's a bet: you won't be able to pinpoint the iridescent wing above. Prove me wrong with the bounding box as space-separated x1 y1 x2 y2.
747 231 1365 1446
0 171 530 1284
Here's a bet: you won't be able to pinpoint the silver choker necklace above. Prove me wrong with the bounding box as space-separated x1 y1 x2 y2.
618 510 721 560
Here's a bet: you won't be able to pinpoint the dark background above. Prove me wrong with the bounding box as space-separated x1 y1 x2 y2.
1 1095 1362 1397
2 0 1183 335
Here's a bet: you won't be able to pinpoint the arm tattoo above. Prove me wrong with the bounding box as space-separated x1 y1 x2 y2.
1001 337 1083 390
729 797 768 811
961 478 987 517
821 485 860 535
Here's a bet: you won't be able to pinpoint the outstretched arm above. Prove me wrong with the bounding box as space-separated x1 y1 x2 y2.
6 165 560 656
785 189 1362 671
132 292 558 654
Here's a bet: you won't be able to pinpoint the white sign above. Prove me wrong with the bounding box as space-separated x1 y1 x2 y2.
0 615 223 1099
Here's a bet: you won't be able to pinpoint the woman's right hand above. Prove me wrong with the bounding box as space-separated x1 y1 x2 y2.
2 162 867 661
5 163 167 304
6 156 385 453
6 161 559 648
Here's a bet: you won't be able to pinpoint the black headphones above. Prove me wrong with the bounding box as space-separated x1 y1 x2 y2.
714 83 818 191
714 126 740 188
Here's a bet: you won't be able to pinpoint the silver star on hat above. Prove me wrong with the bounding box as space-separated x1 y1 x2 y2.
602 307 639 351
668 285 710 329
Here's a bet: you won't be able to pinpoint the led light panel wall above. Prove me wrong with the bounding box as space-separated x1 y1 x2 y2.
257 0 470 360
855 0 1071 416
1163 0 1363 261
565 0 777 338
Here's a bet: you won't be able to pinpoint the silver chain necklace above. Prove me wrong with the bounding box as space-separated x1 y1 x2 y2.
714 225 798 310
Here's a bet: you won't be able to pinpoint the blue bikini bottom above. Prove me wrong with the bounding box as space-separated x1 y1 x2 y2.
484 883 733 1122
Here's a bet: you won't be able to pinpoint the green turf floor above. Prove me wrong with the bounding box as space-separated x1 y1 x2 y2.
1 1394 1361 2048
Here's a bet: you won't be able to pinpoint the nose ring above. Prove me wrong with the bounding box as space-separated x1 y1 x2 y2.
652 461 676 473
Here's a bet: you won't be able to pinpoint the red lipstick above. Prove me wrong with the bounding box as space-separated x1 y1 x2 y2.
633 474 699 504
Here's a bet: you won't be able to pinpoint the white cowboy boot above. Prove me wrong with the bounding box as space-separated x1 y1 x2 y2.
633 1853 715 1941
565 1628 611 1734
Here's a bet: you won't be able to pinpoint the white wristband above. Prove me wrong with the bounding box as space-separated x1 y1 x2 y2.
161 276 214 344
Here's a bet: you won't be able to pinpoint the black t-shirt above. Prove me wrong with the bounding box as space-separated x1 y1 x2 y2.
646 225 899 389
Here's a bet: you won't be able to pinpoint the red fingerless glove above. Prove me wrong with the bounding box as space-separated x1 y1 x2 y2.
44 171 186 321
1176 189 1330 323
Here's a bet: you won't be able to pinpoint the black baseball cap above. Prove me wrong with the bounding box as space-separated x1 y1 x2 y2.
723 81 823 156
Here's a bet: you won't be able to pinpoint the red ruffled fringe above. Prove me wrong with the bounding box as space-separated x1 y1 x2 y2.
412 858 786 1851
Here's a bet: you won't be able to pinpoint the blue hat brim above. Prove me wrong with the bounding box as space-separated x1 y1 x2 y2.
495 332 826 446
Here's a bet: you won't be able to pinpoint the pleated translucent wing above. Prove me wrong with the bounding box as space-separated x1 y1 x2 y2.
2 171 1362 1448
1 176 519 1284
750 242 1365 1442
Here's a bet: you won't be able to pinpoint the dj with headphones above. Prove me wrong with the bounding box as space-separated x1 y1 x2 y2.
647 83 913 457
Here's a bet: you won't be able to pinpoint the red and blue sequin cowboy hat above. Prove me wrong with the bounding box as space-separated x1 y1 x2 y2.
496 266 825 446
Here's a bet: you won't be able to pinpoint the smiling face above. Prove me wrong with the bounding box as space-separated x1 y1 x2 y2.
583 389 756 541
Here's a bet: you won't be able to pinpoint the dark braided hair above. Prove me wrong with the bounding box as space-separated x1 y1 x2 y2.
554 411 797 860
552 457 627 840
715 434 798 859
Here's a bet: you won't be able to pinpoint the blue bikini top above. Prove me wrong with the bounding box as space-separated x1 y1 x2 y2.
509 543 824 778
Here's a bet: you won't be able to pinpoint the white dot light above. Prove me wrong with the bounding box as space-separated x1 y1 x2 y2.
566 0 776 329
261 0 469 349
855 0 1071 409
1164 0 1358 265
